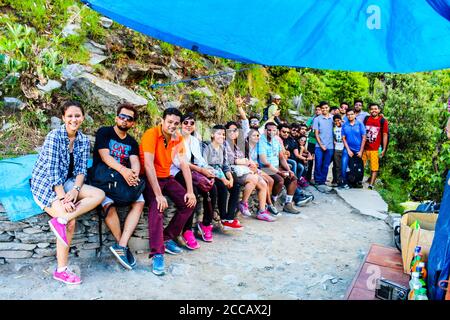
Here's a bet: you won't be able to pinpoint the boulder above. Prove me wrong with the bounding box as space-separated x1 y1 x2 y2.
0 232 13 242
2 97 26 111
66 73 148 113
37 80 62 93
33 247 56 257
61 64 86 80
0 242 36 251
0 221 28 232
0 250 33 259
22 227 43 235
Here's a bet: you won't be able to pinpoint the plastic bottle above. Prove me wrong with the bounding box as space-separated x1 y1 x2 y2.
410 246 422 272
415 265 427 287
418 262 427 280
408 272 422 300
414 288 429 300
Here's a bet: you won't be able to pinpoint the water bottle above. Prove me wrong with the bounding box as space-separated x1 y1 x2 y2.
410 246 422 272
408 272 422 300
414 288 429 300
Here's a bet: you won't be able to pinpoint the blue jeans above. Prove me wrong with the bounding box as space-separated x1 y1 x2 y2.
314 147 334 184
341 148 359 184
287 159 305 180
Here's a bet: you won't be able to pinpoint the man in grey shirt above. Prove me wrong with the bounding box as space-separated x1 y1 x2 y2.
354 99 369 123
313 101 334 191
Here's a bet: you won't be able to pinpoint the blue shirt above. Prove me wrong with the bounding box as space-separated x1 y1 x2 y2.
257 134 282 170
342 120 366 151
356 111 369 123
312 115 334 149
31 125 90 208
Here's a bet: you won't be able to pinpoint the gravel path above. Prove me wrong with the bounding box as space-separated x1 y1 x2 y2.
0 187 393 300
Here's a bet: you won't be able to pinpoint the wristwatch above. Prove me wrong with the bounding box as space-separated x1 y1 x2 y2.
73 185 81 192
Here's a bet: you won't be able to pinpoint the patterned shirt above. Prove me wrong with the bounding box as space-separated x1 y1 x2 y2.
257 134 282 170
31 125 90 208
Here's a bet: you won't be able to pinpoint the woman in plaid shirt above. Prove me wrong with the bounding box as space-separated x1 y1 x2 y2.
31 101 104 285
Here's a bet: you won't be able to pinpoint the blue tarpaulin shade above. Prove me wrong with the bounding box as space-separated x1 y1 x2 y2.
83 0 450 73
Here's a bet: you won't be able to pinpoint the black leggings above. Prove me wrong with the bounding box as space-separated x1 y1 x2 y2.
175 172 216 230
215 177 241 221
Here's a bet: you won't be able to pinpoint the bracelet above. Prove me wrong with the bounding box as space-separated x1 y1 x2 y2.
59 197 65 201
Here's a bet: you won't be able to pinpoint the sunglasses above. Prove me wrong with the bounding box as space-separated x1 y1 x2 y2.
281 130 290 134
118 113 134 122
183 120 195 126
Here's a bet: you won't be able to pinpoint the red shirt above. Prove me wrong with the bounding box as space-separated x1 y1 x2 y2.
364 116 389 151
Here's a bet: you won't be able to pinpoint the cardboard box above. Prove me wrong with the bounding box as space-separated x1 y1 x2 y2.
400 212 438 274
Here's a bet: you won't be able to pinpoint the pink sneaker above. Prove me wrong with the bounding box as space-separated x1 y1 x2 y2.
238 201 252 217
182 230 200 250
48 217 68 247
53 268 82 285
197 222 213 242
256 210 276 222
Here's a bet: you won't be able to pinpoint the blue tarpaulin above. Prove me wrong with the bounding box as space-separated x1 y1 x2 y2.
83 0 450 73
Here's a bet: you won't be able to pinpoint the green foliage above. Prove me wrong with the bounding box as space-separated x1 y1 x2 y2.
160 42 175 57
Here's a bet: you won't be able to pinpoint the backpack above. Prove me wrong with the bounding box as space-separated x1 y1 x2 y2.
363 116 390 152
262 106 269 122
347 156 364 186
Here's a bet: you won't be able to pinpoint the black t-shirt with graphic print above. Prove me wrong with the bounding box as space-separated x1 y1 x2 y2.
92 126 139 168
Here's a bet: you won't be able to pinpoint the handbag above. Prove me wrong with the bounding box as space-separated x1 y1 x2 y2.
191 170 214 192
88 162 145 206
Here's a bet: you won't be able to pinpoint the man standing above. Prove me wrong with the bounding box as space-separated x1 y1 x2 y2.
140 107 197 276
339 102 349 120
313 101 334 192
262 94 282 126
341 108 367 189
362 103 389 189
92 103 144 270
354 99 369 123
305 105 322 182
258 122 301 214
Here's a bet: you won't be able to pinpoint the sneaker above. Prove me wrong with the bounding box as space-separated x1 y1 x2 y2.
222 219 244 231
368 184 374 190
317 184 332 193
110 243 132 270
164 239 183 255
283 202 301 214
151 254 165 276
341 184 350 190
238 201 252 217
48 217 68 247
295 195 314 207
197 222 213 242
256 210 276 222
53 268 82 285
126 247 136 268
182 230 200 250
267 204 281 216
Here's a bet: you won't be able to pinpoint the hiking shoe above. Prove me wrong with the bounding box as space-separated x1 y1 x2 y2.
151 254 165 276
110 243 132 270
368 184 374 190
222 219 244 231
283 202 301 214
256 210 276 222
164 239 183 255
48 218 68 247
182 230 200 250
53 268 82 285
238 201 252 217
267 204 281 216
317 184 332 193
198 222 213 242
295 195 314 207
127 247 136 268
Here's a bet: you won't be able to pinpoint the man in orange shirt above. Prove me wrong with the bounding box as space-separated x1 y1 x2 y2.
140 108 196 276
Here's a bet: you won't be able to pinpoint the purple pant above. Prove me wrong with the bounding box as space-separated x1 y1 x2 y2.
144 176 193 256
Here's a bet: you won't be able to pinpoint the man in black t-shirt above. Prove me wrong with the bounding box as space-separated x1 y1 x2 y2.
92 103 143 270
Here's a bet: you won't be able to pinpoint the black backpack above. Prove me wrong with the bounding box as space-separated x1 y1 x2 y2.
363 116 390 152
347 156 364 186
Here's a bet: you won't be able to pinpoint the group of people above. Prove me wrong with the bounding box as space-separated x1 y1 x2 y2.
30 94 388 284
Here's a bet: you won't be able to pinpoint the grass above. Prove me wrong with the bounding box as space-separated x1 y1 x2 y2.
376 175 409 214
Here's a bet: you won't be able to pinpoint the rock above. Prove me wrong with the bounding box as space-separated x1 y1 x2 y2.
100 17 113 28
84 41 105 55
33 248 56 257
163 101 182 109
62 23 81 37
37 243 50 249
37 80 61 93
195 87 214 97
0 242 36 251
89 53 109 65
50 116 62 130
0 221 28 232
13 231 56 244
331 278 339 284
22 227 43 235
0 232 13 242
1 122 12 131
0 257 5 265
128 62 151 74
3 97 26 111
66 73 148 113
169 58 181 69
0 250 33 259
76 249 97 259
213 67 236 89
61 64 86 80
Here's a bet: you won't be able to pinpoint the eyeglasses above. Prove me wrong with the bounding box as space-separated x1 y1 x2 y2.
183 120 195 126
281 130 290 134
118 114 134 122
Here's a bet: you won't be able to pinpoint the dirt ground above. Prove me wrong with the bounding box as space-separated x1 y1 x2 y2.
0 186 393 300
